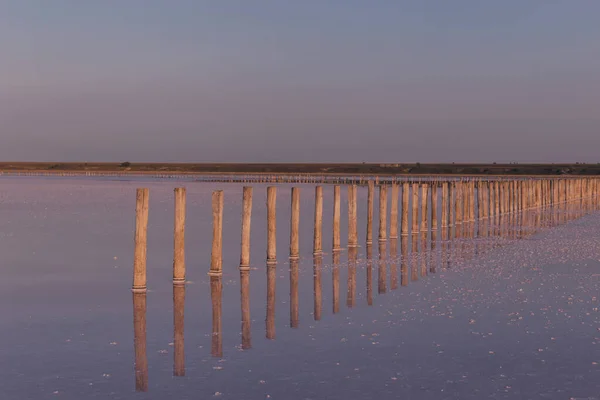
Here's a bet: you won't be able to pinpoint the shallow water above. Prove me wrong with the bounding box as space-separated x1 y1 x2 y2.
1 178 599 399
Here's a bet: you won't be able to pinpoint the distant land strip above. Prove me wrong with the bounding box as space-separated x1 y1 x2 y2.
1 162 599 176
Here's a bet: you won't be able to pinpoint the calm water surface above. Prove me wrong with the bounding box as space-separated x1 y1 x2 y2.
1 178 599 399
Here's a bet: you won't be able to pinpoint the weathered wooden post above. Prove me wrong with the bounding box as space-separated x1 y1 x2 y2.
333 185 341 251
412 183 420 234
290 188 300 260
401 183 410 236
441 182 448 228
348 185 358 248
421 183 429 232
390 183 399 240
313 186 323 255
267 187 277 264
133 188 149 292
133 292 148 392
379 185 388 242
431 183 438 231
173 187 186 285
366 180 374 245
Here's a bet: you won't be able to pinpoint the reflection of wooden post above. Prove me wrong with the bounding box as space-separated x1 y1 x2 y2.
366 245 373 305
347 247 357 308
421 184 429 232
313 255 322 320
210 276 223 357
366 181 374 245
290 259 299 328
379 185 388 242
348 185 358 247
378 241 387 294
412 183 420 234
290 188 300 260
173 285 185 375
266 263 276 339
313 186 323 255
420 232 427 277
411 234 419 281
390 183 399 239
401 183 410 236
333 185 341 250
267 187 277 264
173 188 186 284
133 292 148 392
332 251 340 314
390 238 398 289
401 235 409 286
133 188 149 292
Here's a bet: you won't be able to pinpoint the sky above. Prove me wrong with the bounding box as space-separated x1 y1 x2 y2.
1 0 600 163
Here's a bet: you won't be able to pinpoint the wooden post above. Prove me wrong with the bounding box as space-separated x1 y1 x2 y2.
133 292 148 392
290 188 300 260
267 187 277 264
333 185 341 251
209 191 224 276
348 185 358 247
366 181 374 245
412 183 420 234
379 185 388 242
390 183 399 239
441 182 448 228
421 183 429 232
133 188 149 292
173 284 185 376
313 186 323 255
173 187 186 285
431 183 438 231
401 183 410 235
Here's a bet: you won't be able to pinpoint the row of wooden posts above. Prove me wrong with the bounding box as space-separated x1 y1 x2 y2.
131 177 598 392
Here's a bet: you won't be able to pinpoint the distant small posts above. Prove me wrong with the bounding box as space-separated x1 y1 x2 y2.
348 185 358 247
332 185 341 251
173 187 186 284
313 186 323 255
290 187 300 260
133 188 149 292
267 187 277 264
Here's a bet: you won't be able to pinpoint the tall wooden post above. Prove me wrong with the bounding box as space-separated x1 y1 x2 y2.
390 183 399 239
348 185 358 248
133 188 149 292
313 186 323 255
366 181 374 245
290 188 300 260
332 185 341 251
173 187 186 285
267 187 277 264
379 185 388 242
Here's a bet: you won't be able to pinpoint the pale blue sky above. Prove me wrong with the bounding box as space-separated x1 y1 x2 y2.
1 1 600 162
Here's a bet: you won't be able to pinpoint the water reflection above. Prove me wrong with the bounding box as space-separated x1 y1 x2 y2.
290 259 299 328
313 254 322 321
173 284 185 376
240 269 251 349
210 276 223 358
266 262 276 339
378 241 387 294
366 244 373 305
347 247 357 308
132 292 148 392
332 251 340 314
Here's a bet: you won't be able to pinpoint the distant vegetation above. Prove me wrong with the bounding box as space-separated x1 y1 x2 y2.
1 162 600 175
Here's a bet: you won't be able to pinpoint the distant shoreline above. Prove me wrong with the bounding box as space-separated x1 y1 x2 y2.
0 162 598 176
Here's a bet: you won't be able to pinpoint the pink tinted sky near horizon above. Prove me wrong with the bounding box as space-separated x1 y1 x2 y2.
1 1 600 163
